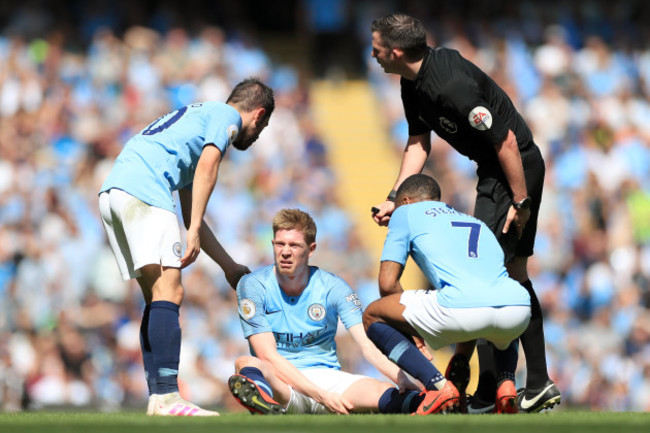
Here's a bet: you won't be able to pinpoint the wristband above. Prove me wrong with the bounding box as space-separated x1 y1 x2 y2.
513 197 532 210
387 190 397 202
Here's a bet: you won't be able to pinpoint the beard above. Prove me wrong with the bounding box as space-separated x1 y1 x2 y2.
232 128 261 150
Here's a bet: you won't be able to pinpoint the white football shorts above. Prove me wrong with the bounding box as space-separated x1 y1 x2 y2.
99 188 182 280
400 290 530 351
286 368 368 414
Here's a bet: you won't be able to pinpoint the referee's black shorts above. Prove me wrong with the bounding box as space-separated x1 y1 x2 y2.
473 145 545 263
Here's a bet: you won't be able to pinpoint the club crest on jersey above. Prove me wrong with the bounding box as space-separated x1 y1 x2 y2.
308 303 326 321
227 124 239 145
469 106 492 130
173 242 182 257
240 299 256 320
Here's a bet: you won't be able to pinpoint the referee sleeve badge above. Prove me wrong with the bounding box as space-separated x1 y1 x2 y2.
468 106 493 130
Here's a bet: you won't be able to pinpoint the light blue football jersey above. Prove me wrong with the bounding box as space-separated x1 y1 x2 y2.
236 265 363 370
381 201 530 309
100 102 241 212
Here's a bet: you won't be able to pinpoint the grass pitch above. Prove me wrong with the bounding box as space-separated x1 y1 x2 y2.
0 411 648 433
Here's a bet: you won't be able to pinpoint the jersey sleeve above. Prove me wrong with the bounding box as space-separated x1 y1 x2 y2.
380 206 411 265
439 76 509 146
327 274 362 329
401 79 431 136
236 273 272 338
203 109 239 154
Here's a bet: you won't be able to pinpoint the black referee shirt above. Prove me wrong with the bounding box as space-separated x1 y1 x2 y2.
401 47 537 166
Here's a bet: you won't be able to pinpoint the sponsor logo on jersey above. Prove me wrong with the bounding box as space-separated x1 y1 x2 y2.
227 124 239 145
274 327 328 348
240 299 256 320
308 303 326 321
468 106 492 130
345 293 362 310
438 116 457 134
173 242 182 257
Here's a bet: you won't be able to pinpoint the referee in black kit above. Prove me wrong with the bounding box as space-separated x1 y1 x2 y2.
369 13 560 414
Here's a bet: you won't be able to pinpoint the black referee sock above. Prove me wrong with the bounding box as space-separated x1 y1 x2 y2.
519 279 551 390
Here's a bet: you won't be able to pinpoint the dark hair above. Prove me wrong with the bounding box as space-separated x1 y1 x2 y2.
396 174 441 202
226 77 275 120
371 13 427 61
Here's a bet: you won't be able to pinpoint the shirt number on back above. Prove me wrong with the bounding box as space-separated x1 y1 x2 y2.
451 221 481 258
142 106 188 135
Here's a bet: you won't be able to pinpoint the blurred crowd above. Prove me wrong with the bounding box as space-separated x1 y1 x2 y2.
1 0 649 413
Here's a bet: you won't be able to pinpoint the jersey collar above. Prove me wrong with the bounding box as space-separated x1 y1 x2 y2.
413 47 433 88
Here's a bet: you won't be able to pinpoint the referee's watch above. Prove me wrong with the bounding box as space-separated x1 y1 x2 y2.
513 197 532 211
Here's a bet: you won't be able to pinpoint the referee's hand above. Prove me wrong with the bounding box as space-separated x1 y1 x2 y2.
372 201 394 226
503 205 530 239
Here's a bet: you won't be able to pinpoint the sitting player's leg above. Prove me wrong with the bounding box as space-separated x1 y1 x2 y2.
363 294 460 414
341 377 424 414
229 356 287 415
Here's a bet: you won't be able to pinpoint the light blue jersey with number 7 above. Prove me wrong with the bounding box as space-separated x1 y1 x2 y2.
381 201 530 308
100 102 242 212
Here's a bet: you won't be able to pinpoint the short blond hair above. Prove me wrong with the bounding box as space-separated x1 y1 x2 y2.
272 209 317 244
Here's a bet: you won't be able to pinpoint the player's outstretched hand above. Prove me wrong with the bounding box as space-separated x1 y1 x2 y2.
319 391 353 414
181 227 201 268
371 200 395 226
225 263 251 290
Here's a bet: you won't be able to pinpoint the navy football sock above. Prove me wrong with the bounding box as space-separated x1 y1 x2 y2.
367 322 444 391
149 300 181 395
378 388 424 413
140 304 157 395
495 340 519 385
239 366 274 398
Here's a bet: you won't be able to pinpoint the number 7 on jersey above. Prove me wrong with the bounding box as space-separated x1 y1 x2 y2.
451 221 481 258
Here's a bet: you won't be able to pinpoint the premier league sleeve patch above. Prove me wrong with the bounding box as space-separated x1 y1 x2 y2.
227 124 239 145
239 299 256 320
468 106 493 130
308 303 326 321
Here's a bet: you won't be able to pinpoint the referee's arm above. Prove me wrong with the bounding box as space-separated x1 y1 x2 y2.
494 129 530 237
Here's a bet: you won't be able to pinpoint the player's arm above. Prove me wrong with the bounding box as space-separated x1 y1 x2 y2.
248 332 353 414
378 260 404 297
178 148 250 288
372 133 430 226
494 129 530 238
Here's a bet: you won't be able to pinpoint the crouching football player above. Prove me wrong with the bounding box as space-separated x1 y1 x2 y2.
229 209 424 414
364 174 532 415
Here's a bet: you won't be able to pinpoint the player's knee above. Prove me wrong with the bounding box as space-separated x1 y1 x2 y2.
234 355 262 372
362 302 381 331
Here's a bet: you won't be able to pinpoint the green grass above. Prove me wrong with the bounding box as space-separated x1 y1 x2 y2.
0 411 649 433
